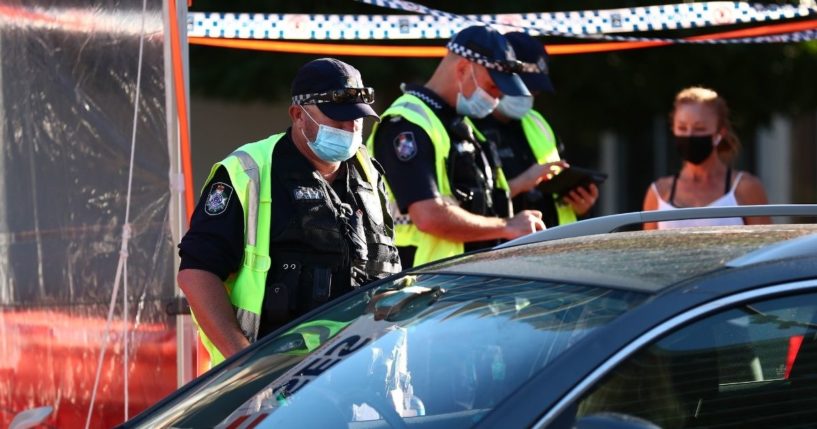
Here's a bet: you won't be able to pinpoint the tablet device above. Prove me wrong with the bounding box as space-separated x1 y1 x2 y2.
537 166 608 198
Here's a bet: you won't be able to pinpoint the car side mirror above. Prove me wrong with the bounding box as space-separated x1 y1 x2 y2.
574 412 662 429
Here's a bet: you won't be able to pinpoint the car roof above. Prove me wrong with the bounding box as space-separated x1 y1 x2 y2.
421 224 817 293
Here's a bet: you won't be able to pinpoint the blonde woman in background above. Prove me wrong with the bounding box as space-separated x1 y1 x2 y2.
643 86 770 230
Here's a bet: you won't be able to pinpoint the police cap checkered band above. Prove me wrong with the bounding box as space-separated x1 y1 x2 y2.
292 87 375 105
446 41 525 74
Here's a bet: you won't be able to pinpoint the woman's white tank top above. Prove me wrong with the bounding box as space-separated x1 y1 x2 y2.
652 172 745 230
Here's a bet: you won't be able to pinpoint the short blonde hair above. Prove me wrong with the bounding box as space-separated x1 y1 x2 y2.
672 86 740 163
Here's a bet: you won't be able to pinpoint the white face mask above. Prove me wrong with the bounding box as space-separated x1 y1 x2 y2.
300 106 361 163
456 65 499 119
495 95 534 120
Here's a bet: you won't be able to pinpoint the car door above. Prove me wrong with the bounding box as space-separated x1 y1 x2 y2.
541 282 817 429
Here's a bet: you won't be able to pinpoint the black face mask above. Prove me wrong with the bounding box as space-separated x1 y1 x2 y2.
675 135 715 165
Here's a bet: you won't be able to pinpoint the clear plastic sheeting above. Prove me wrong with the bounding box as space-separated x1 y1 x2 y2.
0 1 181 427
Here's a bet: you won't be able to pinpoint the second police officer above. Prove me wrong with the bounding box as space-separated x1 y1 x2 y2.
368 25 562 268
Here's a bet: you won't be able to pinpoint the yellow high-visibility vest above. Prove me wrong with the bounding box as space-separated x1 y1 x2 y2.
520 110 578 225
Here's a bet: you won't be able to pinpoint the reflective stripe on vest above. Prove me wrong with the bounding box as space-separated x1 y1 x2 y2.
367 94 463 267
195 133 282 367
520 110 578 226
354 145 384 217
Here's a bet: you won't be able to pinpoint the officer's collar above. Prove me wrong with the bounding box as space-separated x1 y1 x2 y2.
279 128 322 179
401 83 457 117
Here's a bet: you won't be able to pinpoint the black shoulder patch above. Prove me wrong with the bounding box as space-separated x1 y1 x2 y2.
204 182 233 216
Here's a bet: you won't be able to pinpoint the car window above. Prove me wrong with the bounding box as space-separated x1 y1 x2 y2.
143 273 646 428
572 292 817 429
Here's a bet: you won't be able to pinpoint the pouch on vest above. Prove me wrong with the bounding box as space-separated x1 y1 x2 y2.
482 138 510 218
492 188 511 218
311 266 332 303
268 251 345 317
448 117 494 217
449 147 492 216
263 256 302 327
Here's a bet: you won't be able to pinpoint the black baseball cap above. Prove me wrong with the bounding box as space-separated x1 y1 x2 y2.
447 25 530 97
291 58 379 121
504 31 555 93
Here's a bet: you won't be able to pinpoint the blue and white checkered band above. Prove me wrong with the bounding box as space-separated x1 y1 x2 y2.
292 93 334 105
192 2 817 44
292 87 375 105
446 41 524 74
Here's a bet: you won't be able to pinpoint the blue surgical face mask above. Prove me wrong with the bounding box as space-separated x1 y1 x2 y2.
456 65 499 119
300 106 361 163
495 95 534 120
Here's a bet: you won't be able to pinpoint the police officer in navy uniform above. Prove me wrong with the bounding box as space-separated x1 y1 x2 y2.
476 32 598 228
367 25 559 268
178 58 400 366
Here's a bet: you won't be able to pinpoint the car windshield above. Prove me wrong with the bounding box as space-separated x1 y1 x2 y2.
146 274 647 428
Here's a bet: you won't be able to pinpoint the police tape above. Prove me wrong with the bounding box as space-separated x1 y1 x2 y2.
358 0 817 44
188 24 817 57
189 1 817 43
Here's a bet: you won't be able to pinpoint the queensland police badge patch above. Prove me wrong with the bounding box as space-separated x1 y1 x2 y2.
204 182 233 216
393 131 417 161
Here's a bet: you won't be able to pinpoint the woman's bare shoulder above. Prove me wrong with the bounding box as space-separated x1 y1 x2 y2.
735 171 769 204
736 171 764 189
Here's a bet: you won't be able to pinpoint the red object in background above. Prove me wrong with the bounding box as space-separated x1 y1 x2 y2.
0 310 182 428
785 335 805 379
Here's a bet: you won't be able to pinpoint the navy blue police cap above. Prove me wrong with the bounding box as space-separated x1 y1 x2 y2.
447 25 530 97
291 58 379 121
503 31 555 93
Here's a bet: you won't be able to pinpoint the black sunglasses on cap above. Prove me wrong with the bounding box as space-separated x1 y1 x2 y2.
292 87 375 105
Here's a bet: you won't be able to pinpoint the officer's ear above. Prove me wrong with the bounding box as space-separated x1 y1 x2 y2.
289 104 305 126
454 57 470 82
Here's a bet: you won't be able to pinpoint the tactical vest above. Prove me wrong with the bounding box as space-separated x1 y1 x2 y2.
367 93 511 267
195 133 399 366
520 110 577 225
